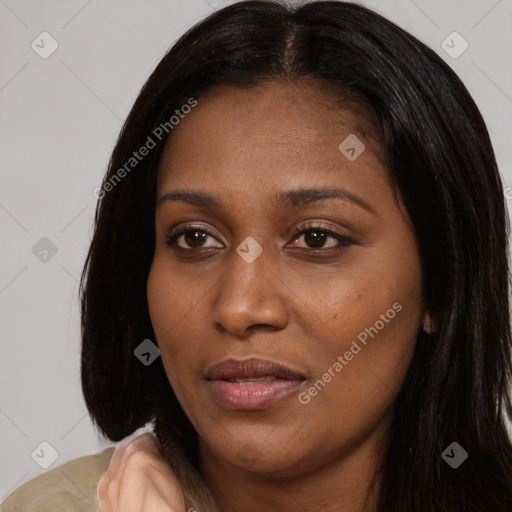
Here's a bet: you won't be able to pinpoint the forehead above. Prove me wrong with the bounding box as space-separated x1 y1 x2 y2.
157 81 388 198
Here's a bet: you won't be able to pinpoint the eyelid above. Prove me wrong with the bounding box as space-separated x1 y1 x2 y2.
292 220 352 238
165 223 223 247
167 222 219 237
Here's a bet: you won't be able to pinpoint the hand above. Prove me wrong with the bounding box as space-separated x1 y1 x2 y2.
97 432 186 512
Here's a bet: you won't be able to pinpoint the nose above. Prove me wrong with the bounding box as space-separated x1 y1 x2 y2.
211 242 288 338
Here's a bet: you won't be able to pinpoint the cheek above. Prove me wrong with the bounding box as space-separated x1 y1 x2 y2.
147 251 211 336
296 246 423 419
146 258 203 383
147 262 176 345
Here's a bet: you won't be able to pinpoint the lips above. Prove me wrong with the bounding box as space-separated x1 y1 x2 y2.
205 358 306 410
206 358 305 381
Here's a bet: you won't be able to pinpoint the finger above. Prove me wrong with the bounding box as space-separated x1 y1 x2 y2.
107 432 149 475
111 452 186 512
97 432 183 512
123 433 162 460
97 470 114 512
116 471 186 512
98 433 148 510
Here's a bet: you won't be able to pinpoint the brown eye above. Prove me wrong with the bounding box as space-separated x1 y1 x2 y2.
182 230 208 248
165 228 222 250
290 225 354 251
303 230 331 248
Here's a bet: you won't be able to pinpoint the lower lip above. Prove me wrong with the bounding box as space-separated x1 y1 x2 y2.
207 378 304 410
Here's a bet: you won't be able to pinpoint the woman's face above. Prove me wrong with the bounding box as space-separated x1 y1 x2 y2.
147 81 425 476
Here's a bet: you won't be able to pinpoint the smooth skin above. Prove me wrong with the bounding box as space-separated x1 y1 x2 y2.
100 81 429 512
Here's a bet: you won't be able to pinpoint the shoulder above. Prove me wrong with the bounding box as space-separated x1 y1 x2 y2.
0 446 115 512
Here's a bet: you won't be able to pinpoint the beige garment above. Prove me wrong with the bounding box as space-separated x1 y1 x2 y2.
0 447 115 511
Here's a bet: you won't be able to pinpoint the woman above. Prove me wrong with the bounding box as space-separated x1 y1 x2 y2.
2 1 511 511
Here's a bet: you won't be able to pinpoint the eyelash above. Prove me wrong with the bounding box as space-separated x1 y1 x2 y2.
164 222 354 253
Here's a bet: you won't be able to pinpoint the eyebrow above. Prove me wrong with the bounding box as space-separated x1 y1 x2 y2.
156 187 376 214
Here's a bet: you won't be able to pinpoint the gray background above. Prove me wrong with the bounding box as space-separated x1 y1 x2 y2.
1 0 511 500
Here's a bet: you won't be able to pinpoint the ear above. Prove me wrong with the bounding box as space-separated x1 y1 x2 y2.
422 310 434 334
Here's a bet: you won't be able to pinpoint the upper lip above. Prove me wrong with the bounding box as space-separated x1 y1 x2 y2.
206 358 306 381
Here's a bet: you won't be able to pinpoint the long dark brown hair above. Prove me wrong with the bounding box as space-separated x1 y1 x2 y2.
80 2 512 510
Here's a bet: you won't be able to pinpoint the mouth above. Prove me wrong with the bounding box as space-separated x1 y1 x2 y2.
205 358 306 410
